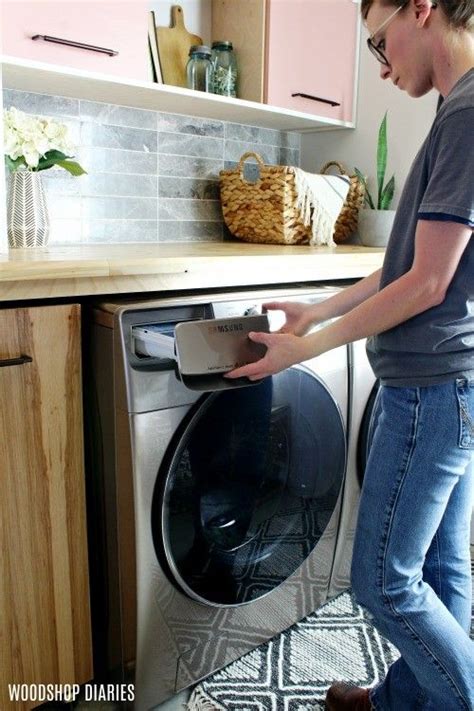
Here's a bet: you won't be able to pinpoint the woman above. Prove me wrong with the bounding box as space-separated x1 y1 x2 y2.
226 1 473 708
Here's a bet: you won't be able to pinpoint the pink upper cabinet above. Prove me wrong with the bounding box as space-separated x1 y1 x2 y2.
265 0 359 122
1 1 150 81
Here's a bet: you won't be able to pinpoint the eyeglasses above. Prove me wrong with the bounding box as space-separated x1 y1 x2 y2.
367 3 407 66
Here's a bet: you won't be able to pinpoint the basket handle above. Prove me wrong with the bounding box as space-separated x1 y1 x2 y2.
238 151 265 179
320 160 348 176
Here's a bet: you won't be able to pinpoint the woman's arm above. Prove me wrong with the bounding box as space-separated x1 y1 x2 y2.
226 220 472 380
308 267 383 320
262 268 382 335
308 220 471 353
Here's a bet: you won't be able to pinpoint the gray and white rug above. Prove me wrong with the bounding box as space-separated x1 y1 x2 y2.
186 591 399 710
187 565 474 711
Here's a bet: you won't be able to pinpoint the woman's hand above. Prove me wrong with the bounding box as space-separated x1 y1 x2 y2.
224 331 310 380
262 301 319 336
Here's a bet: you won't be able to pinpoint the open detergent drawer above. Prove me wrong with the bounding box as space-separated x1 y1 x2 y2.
132 314 269 391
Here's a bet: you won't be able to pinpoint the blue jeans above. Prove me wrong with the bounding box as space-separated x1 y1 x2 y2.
351 380 474 710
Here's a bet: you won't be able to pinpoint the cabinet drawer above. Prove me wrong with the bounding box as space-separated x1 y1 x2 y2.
265 0 359 122
1 1 150 81
0 305 92 711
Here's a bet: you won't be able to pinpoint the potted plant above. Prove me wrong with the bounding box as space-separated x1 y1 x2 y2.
3 106 86 248
354 111 395 247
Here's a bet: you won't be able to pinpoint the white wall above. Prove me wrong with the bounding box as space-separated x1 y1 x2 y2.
301 29 438 208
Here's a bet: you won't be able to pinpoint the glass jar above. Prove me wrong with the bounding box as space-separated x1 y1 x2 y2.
186 45 213 93
211 41 238 98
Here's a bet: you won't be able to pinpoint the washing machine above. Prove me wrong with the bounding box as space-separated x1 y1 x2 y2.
87 286 350 710
327 338 377 598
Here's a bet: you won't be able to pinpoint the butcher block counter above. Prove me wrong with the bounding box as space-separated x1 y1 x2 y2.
0 242 384 302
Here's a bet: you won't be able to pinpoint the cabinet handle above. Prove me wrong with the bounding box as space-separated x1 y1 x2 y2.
291 93 340 107
0 354 33 368
31 35 119 57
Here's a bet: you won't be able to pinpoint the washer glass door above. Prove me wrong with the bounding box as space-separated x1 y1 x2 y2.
152 367 346 606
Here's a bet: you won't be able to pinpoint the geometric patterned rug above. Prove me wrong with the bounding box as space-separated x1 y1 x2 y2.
187 566 474 711
186 591 400 710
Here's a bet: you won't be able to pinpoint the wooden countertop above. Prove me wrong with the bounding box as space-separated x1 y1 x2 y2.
0 242 385 301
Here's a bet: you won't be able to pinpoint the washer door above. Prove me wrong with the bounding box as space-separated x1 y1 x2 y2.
151 367 346 606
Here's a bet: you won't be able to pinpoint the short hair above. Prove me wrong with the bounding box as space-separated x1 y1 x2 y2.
360 0 474 30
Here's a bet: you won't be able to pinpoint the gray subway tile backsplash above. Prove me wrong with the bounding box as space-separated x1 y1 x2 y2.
159 220 223 242
48 196 82 220
224 140 279 165
83 220 159 243
3 89 300 245
42 172 82 197
280 147 301 167
3 88 80 118
158 198 222 222
224 122 282 147
158 132 224 160
157 112 224 138
159 177 219 201
180 220 223 240
80 123 158 153
158 154 223 179
81 174 158 198
79 100 157 131
48 219 83 244
82 196 157 220
157 221 181 242
77 147 158 176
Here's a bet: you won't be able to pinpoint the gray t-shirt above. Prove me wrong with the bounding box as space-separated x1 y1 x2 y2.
366 68 474 387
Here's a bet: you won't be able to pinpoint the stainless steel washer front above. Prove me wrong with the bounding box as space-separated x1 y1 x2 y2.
328 338 377 598
88 286 350 710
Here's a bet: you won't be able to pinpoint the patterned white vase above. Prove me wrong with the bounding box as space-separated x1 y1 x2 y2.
7 171 50 248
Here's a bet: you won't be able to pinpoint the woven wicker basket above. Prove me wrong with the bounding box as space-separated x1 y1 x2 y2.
220 152 311 245
220 152 364 245
320 161 365 244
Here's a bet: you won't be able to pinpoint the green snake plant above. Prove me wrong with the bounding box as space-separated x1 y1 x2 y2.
355 112 395 210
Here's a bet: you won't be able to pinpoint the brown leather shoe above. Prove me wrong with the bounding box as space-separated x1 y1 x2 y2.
325 682 372 710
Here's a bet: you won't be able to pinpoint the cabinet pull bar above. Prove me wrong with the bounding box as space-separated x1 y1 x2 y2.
0 354 33 368
31 35 119 56
291 93 340 107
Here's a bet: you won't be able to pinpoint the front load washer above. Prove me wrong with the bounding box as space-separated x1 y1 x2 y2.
87 286 350 710
327 338 377 598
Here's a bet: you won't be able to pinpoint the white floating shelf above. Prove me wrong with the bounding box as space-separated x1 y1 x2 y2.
1 56 354 133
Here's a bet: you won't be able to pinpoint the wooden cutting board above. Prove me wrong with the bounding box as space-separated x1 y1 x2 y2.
157 5 202 88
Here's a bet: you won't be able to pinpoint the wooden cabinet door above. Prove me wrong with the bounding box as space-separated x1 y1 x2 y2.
0 305 92 711
211 0 267 103
1 1 150 81
265 0 359 122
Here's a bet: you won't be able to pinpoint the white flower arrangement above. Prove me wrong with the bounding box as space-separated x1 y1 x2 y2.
3 106 86 176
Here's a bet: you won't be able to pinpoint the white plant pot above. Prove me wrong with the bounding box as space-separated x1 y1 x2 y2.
357 209 395 247
7 171 50 248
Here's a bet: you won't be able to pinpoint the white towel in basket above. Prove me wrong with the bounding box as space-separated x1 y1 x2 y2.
293 168 350 246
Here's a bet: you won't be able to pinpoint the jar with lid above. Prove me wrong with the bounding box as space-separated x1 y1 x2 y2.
186 45 213 92
211 41 238 98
